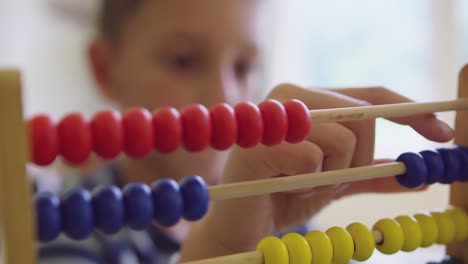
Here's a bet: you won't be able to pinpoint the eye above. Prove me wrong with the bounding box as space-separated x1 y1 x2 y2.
166 54 197 72
235 60 253 79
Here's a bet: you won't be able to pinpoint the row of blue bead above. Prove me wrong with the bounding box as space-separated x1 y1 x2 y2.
36 145 468 243
35 175 209 242
396 145 468 188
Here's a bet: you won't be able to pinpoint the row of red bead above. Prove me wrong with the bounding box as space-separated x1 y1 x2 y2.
28 99 311 166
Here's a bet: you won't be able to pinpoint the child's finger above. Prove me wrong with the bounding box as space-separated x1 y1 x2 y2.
222 141 324 183
340 118 375 168
261 141 324 177
306 122 356 171
269 84 375 170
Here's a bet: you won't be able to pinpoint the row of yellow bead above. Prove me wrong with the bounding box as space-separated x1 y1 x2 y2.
256 207 468 264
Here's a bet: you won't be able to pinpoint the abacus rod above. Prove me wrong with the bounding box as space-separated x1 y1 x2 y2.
181 231 385 264
373 230 383 244
181 251 263 264
309 98 468 123
209 162 406 201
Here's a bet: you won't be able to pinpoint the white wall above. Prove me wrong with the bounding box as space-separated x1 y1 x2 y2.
266 0 467 262
0 0 112 120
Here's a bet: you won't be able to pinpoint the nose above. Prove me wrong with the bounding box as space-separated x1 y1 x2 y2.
200 69 240 107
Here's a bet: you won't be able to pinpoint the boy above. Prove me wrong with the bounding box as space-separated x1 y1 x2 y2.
40 0 454 263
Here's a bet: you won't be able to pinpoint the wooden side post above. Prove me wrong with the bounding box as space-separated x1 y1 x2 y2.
0 70 36 263
448 64 468 262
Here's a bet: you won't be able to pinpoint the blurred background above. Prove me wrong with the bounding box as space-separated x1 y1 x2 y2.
1 0 467 263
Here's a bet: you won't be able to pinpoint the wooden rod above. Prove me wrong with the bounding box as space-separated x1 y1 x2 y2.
182 251 263 264
181 230 385 264
310 98 468 124
0 70 36 263
373 230 383 245
209 162 406 201
447 64 468 261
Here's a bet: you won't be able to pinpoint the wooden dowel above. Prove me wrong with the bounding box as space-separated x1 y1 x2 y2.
447 65 468 261
181 230 385 264
182 251 263 264
310 98 468 124
373 230 383 245
0 70 36 263
209 162 406 201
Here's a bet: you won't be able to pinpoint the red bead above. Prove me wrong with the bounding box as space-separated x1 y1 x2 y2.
58 113 92 165
234 102 263 148
181 104 211 152
283 99 311 143
28 115 59 166
258 99 288 146
122 108 153 158
209 103 237 150
152 107 182 153
90 110 123 159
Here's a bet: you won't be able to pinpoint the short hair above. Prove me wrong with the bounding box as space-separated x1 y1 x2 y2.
98 0 146 42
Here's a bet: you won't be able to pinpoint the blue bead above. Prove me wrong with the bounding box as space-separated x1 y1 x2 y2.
35 192 61 242
180 175 209 221
92 185 125 234
456 146 468 181
437 148 461 184
396 152 427 189
151 179 183 226
123 183 153 230
61 188 94 240
420 150 444 184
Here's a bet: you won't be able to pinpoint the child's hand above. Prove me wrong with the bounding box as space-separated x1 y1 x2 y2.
179 84 454 261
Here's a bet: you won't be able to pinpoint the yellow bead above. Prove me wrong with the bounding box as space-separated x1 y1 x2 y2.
346 222 375 261
305 230 333 264
414 213 438 247
372 218 404 254
257 236 289 264
281 233 312 264
395 215 422 252
326 226 354 264
431 211 456 244
445 207 468 243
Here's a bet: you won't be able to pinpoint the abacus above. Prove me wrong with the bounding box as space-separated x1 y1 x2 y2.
0 65 467 264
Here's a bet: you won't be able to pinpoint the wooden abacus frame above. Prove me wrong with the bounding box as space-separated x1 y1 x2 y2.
0 65 467 263
449 64 468 261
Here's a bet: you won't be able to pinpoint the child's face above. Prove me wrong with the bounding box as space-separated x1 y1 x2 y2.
96 0 267 110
